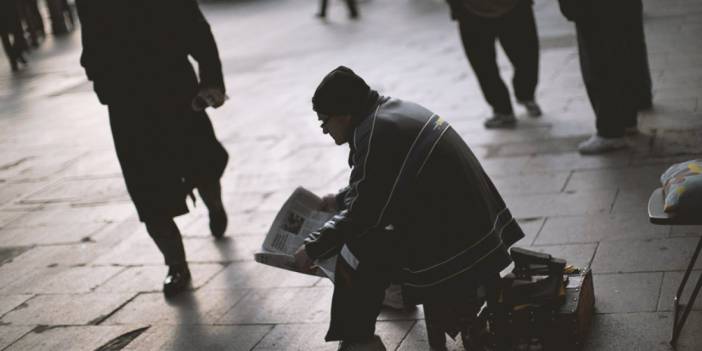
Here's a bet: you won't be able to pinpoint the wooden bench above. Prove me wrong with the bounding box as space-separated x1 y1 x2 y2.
648 187 702 348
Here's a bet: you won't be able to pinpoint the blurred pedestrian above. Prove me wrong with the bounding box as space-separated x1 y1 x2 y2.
18 0 45 46
1 0 28 71
317 0 359 19
448 0 542 129
558 0 646 154
76 0 230 297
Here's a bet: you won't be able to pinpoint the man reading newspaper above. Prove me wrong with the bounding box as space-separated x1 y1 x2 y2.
294 66 525 350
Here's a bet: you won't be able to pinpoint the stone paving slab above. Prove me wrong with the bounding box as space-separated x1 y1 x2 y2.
216 287 332 324
95 264 224 294
253 321 413 351
201 261 321 290
0 326 34 351
0 293 134 325
670 225 702 237
514 217 545 246
104 290 248 326
397 320 465 351
593 272 663 313
592 237 702 273
657 270 702 312
0 222 107 247
564 165 667 192
4 325 143 351
0 295 32 317
19 176 130 206
505 190 615 218
123 325 270 351
583 311 702 351
535 213 669 245
0 265 123 295
490 172 569 196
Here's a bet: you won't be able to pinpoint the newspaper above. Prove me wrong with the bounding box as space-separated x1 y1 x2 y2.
254 187 337 281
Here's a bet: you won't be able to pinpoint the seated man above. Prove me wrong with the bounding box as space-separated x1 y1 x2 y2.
295 66 524 350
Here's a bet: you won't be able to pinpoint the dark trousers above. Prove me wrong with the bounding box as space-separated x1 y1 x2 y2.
576 0 642 137
318 0 358 17
457 0 539 115
633 1 652 109
325 254 391 342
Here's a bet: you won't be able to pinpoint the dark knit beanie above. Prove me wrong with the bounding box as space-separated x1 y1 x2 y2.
312 66 371 116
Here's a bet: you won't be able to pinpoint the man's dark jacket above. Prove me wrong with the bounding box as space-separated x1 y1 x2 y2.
75 0 228 221
76 0 224 104
305 96 524 303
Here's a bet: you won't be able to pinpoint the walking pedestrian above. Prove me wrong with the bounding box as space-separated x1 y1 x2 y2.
76 0 230 297
559 0 647 154
448 0 542 129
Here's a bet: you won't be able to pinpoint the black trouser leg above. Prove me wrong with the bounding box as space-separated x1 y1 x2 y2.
1 34 18 71
498 1 540 103
633 0 652 111
345 0 358 17
576 0 639 138
145 217 187 267
325 258 390 342
458 17 513 115
318 0 328 16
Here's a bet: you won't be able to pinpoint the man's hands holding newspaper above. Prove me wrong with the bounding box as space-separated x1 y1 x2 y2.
293 193 337 274
294 245 316 274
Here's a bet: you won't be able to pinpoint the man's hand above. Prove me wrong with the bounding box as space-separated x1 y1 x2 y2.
294 244 317 274
318 193 338 212
192 87 227 111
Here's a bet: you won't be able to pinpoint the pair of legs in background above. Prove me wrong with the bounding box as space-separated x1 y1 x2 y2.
575 0 649 154
317 0 358 19
109 98 228 296
456 0 541 129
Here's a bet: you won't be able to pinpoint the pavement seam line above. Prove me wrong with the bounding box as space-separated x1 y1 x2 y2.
89 293 141 326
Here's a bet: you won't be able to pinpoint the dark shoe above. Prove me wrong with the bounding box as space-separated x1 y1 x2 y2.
198 181 227 238
209 207 228 239
163 264 191 297
484 113 517 129
316 12 326 18
518 100 542 117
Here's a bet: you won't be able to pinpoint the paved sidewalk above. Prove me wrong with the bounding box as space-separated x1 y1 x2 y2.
1 0 701 350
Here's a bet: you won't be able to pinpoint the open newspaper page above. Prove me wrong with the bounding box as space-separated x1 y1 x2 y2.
254 187 337 281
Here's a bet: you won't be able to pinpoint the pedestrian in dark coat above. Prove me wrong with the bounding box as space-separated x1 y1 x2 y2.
76 0 229 297
558 0 646 154
448 0 542 129
294 67 524 350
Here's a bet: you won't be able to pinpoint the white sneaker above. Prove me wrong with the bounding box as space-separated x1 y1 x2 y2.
338 336 386 351
484 113 517 129
577 135 628 155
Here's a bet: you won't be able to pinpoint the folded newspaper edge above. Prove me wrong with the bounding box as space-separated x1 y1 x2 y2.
254 187 337 281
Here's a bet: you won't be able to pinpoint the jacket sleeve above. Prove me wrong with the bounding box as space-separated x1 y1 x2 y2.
182 0 225 92
305 117 403 261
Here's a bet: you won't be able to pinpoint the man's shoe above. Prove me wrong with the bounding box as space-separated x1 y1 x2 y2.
209 207 228 239
577 135 627 155
518 100 542 117
338 335 386 351
484 113 517 129
163 264 191 297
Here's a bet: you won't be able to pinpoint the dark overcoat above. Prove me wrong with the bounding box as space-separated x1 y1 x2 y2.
76 0 228 221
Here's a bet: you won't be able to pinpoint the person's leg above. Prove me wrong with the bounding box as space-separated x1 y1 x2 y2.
632 0 652 112
498 0 541 116
145 217 191 297
317 0 328 17
457 16 513 117
345 0 359 18
1 33 18 71
575 1 635 154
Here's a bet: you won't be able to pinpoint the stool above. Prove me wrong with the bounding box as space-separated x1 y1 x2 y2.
648 188 702 348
